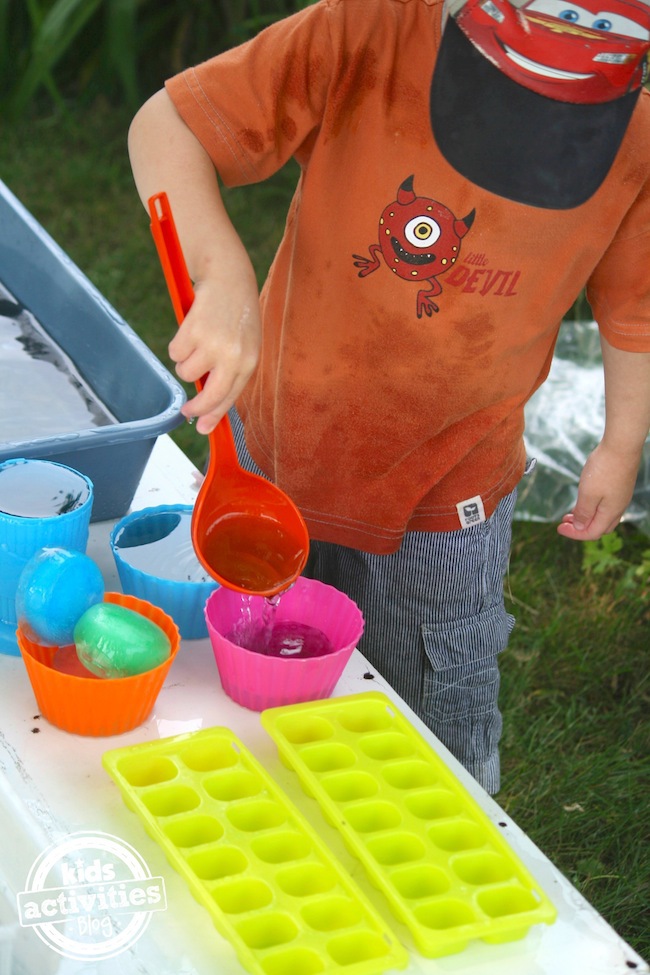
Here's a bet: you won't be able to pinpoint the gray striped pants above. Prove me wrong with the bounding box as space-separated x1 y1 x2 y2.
230 410 516 794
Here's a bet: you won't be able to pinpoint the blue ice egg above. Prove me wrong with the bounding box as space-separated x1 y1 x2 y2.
16 547 105 646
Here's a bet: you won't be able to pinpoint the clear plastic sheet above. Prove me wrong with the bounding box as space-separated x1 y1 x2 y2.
516 320 650 536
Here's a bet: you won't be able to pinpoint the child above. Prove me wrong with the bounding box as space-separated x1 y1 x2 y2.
128 0 650 793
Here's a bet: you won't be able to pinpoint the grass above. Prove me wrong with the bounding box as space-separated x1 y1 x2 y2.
501 522 649 955
2 104 648 961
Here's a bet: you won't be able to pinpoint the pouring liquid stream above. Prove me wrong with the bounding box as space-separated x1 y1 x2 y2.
227 593 334 659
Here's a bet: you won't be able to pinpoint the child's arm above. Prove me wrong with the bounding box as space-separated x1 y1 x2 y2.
557 336 650 540
128 88 261 434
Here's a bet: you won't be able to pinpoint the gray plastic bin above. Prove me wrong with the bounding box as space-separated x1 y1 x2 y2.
0 179 185 522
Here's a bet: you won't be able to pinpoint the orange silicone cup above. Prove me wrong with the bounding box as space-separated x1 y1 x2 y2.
17 592 180 736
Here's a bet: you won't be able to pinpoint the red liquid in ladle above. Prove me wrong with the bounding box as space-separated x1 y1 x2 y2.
202 515 307 593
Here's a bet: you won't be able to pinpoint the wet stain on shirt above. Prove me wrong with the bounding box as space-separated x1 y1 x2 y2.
324 45 380 139
239 127 265 154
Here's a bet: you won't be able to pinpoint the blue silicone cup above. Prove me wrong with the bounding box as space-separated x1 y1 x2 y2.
110 505 218 640
0 457 94 656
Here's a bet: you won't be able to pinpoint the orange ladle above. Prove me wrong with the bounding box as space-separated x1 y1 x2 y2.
148 191 309 597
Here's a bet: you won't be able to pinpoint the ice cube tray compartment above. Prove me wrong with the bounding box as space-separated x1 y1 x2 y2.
103 728 408 975
260 692 557 959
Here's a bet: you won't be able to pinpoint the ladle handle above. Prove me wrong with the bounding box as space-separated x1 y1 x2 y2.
148 191 240 467
148 192 202 378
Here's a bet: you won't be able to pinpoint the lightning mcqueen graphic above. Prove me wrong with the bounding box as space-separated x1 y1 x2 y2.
456 0 650 102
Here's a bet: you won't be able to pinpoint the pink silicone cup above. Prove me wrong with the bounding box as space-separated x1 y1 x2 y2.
204 577 364 711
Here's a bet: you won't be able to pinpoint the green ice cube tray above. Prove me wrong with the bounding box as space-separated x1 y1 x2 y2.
260 692 557 959
102 728 408 975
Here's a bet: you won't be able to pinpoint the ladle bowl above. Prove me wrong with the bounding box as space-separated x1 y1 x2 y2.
149 192 309 597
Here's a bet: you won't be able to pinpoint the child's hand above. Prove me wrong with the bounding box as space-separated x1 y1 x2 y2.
127 88 262 435
556 441 640 541
168 271 261 435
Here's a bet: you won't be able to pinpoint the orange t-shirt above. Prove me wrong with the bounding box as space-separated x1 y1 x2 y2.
166 0 650 553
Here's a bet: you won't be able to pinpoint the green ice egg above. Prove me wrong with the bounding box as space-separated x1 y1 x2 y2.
74 602 171 678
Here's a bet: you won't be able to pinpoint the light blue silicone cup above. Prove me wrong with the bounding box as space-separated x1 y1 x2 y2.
110 504 218 640
0 458 94 656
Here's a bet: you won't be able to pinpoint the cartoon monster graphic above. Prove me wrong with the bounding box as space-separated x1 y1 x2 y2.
353 176 475 317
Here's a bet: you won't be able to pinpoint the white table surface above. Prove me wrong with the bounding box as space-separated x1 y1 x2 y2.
0 435 646 975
